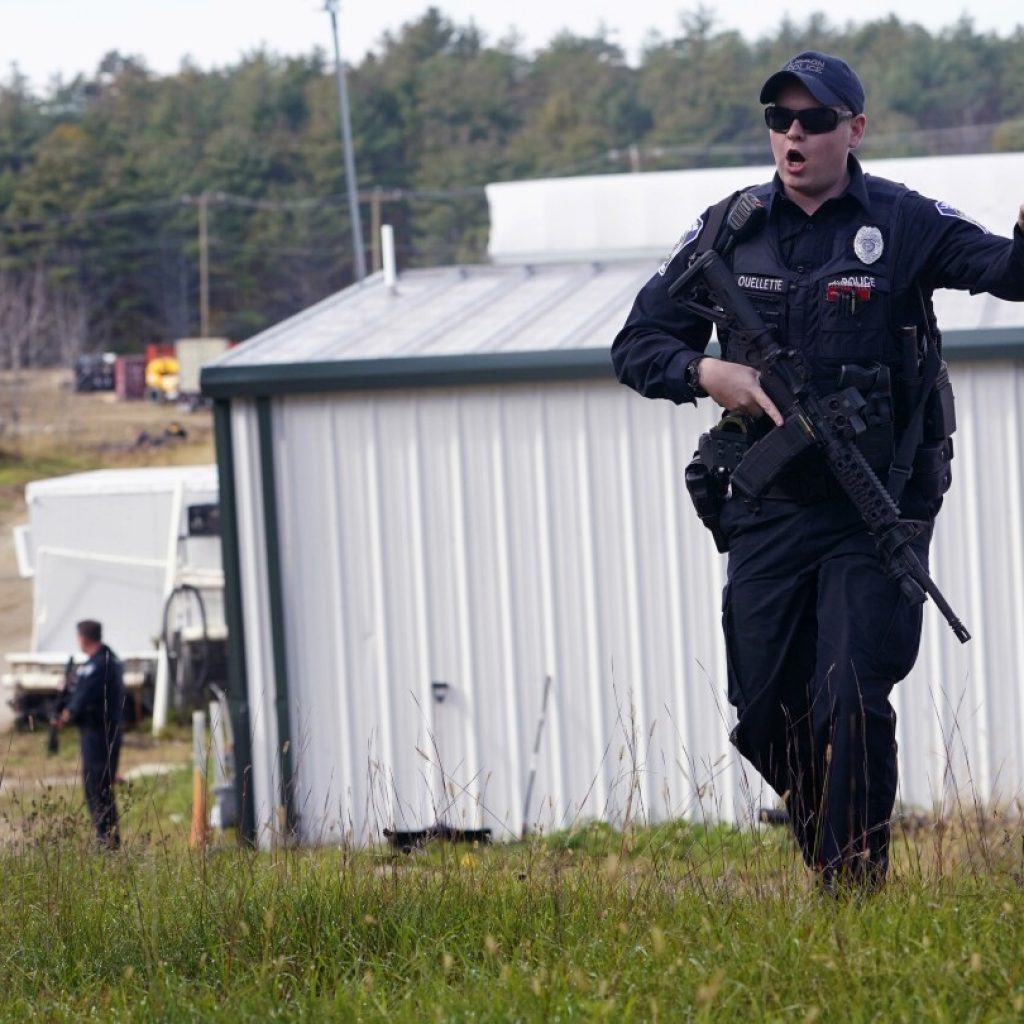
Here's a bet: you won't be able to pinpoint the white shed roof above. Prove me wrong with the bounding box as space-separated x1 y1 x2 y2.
206 261 648 372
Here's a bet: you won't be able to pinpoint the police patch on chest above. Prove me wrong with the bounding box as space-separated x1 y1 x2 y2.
826 275 875 311
853 225 884 265
736 274 784 294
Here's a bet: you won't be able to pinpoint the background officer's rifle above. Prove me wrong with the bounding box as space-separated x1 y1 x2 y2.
46 656 75 755
667 192 970 644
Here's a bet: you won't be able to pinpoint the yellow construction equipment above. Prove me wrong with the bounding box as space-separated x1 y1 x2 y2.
145 356 179 402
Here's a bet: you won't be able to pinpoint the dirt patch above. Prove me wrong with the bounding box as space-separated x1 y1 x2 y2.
0 368 216 728
0 727 192 792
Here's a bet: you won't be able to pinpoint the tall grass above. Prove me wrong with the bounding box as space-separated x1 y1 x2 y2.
1 765 1023 1022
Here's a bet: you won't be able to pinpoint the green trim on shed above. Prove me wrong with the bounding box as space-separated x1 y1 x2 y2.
212 399 257 845
256 396 297 836
938 326 1024 360
202 348 614 398
201 329 1024 400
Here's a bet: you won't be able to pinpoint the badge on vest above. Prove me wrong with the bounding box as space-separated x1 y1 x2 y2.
853 225 884 265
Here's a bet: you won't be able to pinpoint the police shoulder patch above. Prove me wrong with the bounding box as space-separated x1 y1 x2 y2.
658 216 704 276
934 200 990 234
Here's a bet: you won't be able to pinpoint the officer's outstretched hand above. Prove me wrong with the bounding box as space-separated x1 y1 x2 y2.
698 358 784 427
1018 204 1024 232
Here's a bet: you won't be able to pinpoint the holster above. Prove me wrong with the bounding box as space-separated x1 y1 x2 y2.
837 362 895 471
914 360 956 500
923 361 956 441
912 437 954 500
684 414 756 552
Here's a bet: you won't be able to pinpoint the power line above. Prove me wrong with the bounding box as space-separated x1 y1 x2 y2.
541 117 1024 177
0 185 488 232
209 192 347 211
205 240 353 258
0 196 188 231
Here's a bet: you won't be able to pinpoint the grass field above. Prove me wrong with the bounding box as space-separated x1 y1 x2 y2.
1 756 1023 1023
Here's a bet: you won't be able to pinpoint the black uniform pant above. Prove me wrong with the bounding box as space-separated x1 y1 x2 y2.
720 494 929 884
80 724 122 847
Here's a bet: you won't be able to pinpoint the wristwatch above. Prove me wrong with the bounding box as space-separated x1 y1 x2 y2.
684 356 707 398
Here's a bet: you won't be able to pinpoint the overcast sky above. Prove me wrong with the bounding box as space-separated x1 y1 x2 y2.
3 0 1022 92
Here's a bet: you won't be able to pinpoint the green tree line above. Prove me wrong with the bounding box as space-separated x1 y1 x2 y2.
1 7 1023 360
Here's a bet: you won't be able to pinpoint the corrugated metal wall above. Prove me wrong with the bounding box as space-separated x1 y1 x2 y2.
896 362 1024 813
232 360 1024 847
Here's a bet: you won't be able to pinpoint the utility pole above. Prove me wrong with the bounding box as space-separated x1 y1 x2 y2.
325 0 367 281
198 191 210 337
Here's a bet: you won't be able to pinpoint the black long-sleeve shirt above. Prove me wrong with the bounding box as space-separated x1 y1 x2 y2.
67 644 125 731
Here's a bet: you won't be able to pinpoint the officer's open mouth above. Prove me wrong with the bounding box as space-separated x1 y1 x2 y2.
786 148 805 165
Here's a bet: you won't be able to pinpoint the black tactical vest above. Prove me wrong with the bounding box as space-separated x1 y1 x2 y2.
723 178 917 381
716 177 930 472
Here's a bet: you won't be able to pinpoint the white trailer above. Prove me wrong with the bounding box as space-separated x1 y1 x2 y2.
3 464 225 732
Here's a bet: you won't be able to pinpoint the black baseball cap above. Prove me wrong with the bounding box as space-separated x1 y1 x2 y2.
760 51 865 115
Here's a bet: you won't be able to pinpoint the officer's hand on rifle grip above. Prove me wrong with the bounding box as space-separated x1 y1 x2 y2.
698 358 784 427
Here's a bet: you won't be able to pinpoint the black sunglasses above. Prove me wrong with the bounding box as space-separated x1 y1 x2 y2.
764 105 854 134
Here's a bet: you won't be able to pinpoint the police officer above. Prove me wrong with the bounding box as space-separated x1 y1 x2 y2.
612 51 1024 891
58 619 126 848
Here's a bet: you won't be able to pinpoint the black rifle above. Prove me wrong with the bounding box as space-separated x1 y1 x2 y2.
668 192 970 644
46 657 76 755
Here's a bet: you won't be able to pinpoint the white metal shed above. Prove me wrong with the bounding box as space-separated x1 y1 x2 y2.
203 154 1024 848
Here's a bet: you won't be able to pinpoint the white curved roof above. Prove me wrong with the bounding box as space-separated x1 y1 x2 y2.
485 152 1024 334
487 152 1024 264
